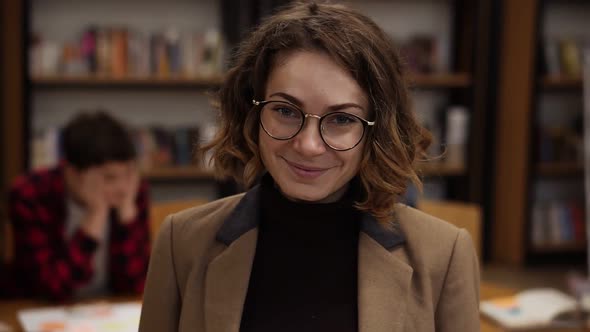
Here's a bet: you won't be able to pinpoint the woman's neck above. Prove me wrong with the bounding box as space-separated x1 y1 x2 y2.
277 182 350 204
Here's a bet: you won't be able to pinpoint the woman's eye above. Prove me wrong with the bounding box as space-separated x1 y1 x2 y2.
330 114 357 125
274 107 297 117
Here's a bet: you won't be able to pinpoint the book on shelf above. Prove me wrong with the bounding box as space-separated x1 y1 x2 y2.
131 126 203 171
111 28 129 78
480 288 589 330
80 27 97 73
444 105 469 167
30 123 212 174
415 104 469 165
199 123 219 170
396 34 444 74
30 25 224 79
542 36 589 78
561 38 583 77
30 127 61 170
543 37 561 77
531 200 585 248
536 121 583 164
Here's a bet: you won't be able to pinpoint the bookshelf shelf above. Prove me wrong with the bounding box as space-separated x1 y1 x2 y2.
530 242 586 254
417 162 466 177
143 166 216 180
31 73 471 89
536 162 584 176
408 72 472 88
540 75 583 89
31 75 225 89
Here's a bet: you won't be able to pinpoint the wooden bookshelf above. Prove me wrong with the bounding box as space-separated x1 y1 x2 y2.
417 162 466 177
536 161 584 176
530 242 586 254
407 72 472 88
31 75 224 88
540 75 583 89
31 73 472 89
143 166 216 180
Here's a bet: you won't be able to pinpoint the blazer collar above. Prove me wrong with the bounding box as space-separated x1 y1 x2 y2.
215 185 261 246
215 184 406 249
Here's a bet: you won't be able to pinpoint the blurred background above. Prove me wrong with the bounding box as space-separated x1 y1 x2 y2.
1 0 590 313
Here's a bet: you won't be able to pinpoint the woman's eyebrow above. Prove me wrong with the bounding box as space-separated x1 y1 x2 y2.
327 103 365 113
268 92 304 107
268 92 366 113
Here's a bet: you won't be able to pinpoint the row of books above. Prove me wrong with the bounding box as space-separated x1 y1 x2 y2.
133 127 200 170
536 124 582 163
419 105 470 166
132 124 217 170
30 26 224 78
531 200 585 247
542 37 589 77
29 28 448 79
30 124 218 172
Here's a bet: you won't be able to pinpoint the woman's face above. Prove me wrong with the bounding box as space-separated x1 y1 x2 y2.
259 50 369 203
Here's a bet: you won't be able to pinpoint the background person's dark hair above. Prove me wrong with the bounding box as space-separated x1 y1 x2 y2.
61 111 136 169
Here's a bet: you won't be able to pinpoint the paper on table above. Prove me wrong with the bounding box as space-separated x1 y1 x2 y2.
517 289 578 320
480 288 581 329
18 302 141 332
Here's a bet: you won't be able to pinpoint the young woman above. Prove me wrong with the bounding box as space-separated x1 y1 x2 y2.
139 2 480 331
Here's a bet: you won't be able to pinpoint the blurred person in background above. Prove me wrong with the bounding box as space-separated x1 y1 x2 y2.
140 2 479 332
7 111 150 301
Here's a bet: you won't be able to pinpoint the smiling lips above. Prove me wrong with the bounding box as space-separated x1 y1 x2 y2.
284 159 331 179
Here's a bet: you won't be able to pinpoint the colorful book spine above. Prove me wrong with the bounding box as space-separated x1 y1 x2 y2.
531 200 586 247
111 28 128 77
81 27 97 73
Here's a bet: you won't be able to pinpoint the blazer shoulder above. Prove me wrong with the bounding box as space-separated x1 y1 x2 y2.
394 203 463 242
393 204 474 275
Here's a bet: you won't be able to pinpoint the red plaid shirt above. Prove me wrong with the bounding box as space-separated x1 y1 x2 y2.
8 166 150 300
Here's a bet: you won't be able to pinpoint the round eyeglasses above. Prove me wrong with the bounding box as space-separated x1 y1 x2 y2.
253 99 375 151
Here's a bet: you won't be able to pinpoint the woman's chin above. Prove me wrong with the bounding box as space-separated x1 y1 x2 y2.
279 187 327 203
279 184 345 203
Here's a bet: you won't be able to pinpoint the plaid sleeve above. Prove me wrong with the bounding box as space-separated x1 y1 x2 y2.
9 176 99 300
109 181 151 294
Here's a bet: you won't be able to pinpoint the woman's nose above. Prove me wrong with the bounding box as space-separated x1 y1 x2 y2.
292 116 327 157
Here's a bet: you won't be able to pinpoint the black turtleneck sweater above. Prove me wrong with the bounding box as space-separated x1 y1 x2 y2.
239 175 360 332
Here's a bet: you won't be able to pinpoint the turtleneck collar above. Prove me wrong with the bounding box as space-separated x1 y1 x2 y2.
259 173 361 223
215 174 406 250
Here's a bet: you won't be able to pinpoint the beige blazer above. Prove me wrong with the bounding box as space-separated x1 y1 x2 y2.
139 186 480 332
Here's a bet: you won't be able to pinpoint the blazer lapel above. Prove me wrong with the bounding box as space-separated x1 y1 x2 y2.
204 228 258 332
358 213 413 332
204 186 261 332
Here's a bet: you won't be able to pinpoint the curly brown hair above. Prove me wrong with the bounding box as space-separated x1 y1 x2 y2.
200 1 432 225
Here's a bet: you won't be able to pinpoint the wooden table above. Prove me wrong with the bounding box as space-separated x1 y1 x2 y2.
0 296 140 332
0 300 38 332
